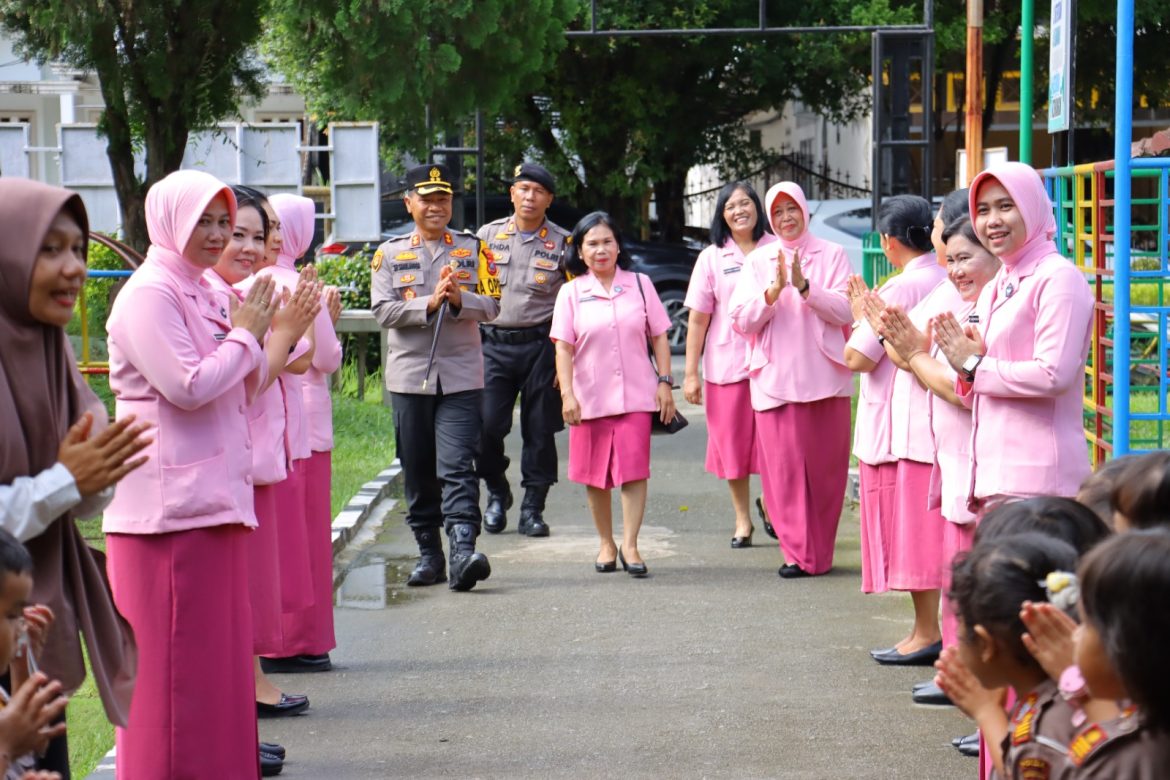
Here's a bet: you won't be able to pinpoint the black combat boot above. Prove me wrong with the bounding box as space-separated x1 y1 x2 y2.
407 528 446 586
482 479 513 534
517 485 551 537
447 524 491 591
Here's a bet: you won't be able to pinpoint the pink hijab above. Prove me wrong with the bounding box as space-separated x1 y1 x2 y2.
0 178 137 726
143 170 238 282
968 161 1058 268
269 193 315 270
764 182 812 252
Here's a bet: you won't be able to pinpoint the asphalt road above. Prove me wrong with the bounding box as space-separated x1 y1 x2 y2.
260 390 975 779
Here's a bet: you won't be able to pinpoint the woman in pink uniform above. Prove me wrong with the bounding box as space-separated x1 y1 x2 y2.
845 195 947 663
933 162 1093 507
682 181 776 548
551 212 676 578
270 193 343 668
205 187 318 737
104 170 314 778
729 182 852 578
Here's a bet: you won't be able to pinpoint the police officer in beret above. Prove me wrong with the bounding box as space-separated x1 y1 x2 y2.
475 162 571 537
371 163 502 591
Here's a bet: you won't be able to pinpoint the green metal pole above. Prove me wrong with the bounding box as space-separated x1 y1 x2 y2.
1019 0 1034 163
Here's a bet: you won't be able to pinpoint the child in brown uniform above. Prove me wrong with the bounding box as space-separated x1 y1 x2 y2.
1070 529 1170 778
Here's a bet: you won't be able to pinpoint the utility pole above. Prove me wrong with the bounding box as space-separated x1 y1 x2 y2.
965 0 984 184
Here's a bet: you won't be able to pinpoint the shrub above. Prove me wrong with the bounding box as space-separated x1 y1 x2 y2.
314 251 374 310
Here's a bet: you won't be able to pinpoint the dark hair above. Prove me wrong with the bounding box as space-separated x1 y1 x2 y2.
230 185 270 239
878 194 933 253
949 531 1079 667
939 188 970 226
565 211 632 276
1079 529 1170 731
0 529 32 578
941 215 980 246
1111 452 1170 530
1078 455 1143 527
709 181 771 248
973 496 1111 557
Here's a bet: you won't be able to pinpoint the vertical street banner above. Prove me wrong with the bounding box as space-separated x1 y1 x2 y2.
1048 0 1073 133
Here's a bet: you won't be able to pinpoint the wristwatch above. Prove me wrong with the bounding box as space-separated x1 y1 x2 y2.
658 374 675 386
961 354 984 382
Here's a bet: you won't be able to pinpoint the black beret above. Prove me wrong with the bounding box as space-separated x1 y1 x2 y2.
512 162 555 195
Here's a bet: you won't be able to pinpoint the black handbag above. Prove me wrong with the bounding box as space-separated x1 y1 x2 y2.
635 274 688 435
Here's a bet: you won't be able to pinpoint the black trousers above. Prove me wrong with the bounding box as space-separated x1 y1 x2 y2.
477 337 563 489
391 386 483 533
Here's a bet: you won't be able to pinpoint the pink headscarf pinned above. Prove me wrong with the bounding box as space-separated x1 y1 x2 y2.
968 161 1058 268
145 170 237 278
269 193 316 270
763 181 811 252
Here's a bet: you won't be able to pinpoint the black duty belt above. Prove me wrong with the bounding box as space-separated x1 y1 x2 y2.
480 322 552 345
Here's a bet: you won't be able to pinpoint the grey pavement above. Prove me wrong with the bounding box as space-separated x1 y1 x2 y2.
261 391 975 779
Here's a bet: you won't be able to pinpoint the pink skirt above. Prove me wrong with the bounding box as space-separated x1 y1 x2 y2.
858 461 898 593
273 462 313 613
248 484 283 655
941 519 977 650
567 412 652 490
107 525 259 780
280 450 337 656
703 380 760 479
888 459 946 591
756 398 850 575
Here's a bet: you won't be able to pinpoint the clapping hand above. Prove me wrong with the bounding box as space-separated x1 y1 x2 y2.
932 312 986 373
324 286 343 326
230 274 279 343
878 305 931 362
1020 601 1078 682
847 274 870 321
934 647 1006 723
271 269 322 341
764 247 788 305
428 261 462 313
0 673 68 759
790 250 808 297
57 413 153 498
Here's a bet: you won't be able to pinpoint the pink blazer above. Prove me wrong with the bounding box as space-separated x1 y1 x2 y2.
684 234 780 385
728 235 853 411
103 257 266 534
959 252 1093 501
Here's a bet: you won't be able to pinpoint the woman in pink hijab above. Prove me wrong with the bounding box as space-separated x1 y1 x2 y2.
934 161 1093 507
729 182 853 578
265 193 343 671
103 170 290 778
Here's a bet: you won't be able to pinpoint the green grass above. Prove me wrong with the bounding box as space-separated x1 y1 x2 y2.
67 370 393 776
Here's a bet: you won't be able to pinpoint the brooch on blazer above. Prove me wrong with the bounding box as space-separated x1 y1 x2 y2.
1004 282 1016 298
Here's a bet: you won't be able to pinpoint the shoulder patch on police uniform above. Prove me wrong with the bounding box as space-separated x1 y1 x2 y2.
371 249 384 272
495 232 511 240
1018 757 1051 780
1011 692 1040 747
1069 725 1107 766
476 240 502 299
450 248 472 259
395 251 418 261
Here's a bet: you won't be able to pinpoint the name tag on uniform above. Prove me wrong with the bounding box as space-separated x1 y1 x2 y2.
214 332 227 341
578 295 599 303
722 265 742 275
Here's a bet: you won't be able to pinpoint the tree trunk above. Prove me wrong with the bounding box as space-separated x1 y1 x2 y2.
653 172 687 243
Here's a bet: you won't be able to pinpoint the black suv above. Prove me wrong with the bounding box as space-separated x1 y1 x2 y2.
316 195 699 353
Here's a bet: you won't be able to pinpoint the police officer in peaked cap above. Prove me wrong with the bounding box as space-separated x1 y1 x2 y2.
475 162 571 537
370 163 502 591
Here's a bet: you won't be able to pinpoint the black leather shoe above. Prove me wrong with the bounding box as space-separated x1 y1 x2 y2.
483 485 513 534
259 655 332 674
957 733 980 757
518 485 551 537
950 735 966 749
260 749 284 776
257 692 309 718
870 646 899 660
448 524 491 591
595 559 617 573
756 497 778 539
778 563 811 579
730 526 754 548
872 640 943 667
912 681 953 706
913 679 935 692
260 743 286 759
618 547 648 578
407 554 446 586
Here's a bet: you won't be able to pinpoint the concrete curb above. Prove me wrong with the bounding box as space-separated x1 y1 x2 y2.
83 458 404 780
331 458 403 555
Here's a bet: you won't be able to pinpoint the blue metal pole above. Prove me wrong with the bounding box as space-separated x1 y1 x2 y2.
1112 0 1134 455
